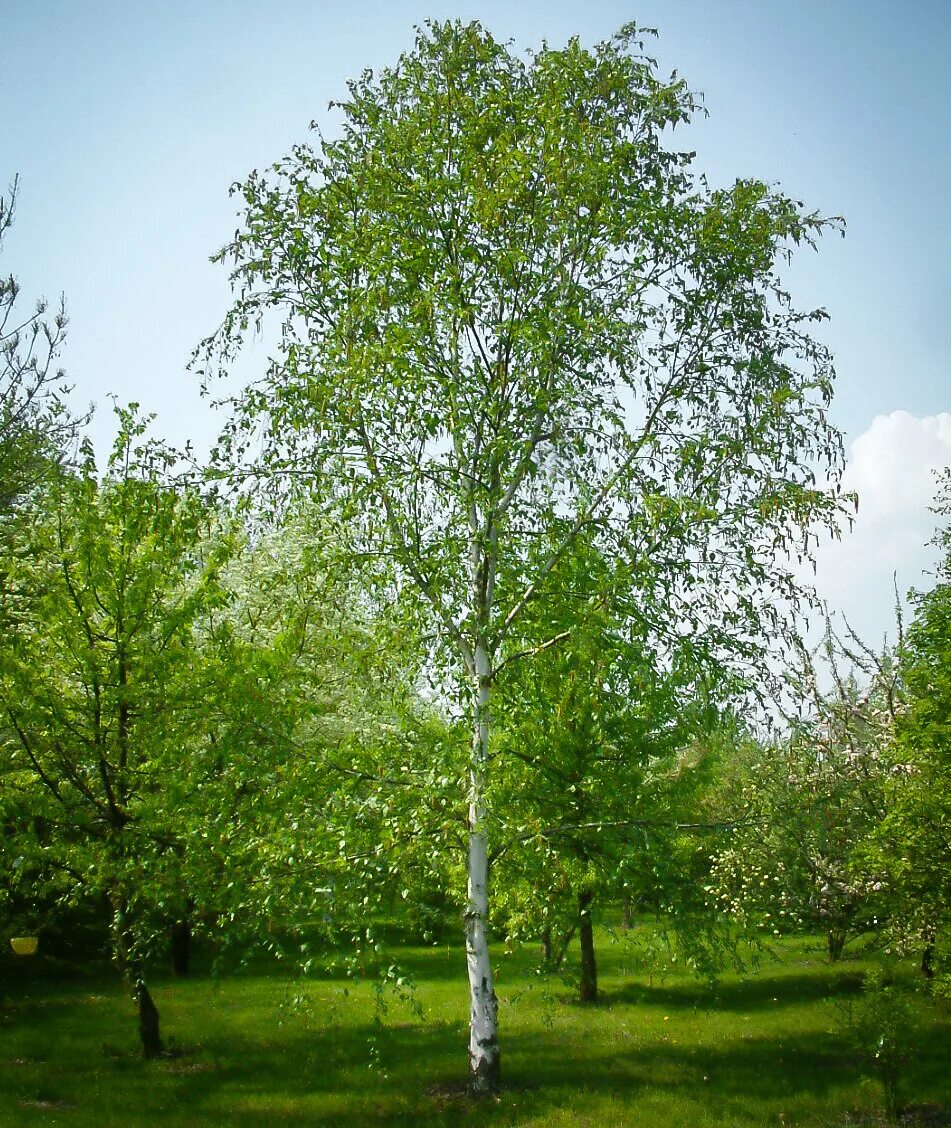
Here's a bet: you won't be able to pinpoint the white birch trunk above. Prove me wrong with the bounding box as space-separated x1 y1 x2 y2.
465 636 501 1094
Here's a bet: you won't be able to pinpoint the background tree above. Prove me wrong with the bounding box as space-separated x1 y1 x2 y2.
709 629 898 961
0 177 86 945
191 508 462 978
871 474 951 990
0 409 243 1056
199 20 849 1092
491 535 728 1002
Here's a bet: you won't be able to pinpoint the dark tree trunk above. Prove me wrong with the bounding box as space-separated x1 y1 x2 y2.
921 932 935 980
541 927 552 968
550 923 576 972
136 980 163 1059
469 1050 502 1098
827 926 846 963
110 894 164 1058
171 918 191 977
578 891 597 1003
622 896 634 930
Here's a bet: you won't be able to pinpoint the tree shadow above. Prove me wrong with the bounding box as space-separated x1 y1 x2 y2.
2 959 947 1127
603 969 865 1012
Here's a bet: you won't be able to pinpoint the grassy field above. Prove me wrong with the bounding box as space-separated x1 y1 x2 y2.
1 926 948 1127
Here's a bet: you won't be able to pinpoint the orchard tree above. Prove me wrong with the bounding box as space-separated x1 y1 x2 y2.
198 21 849 1092
491 534 729 1002
0 409 244 1057
195 509 463 973
872 475 951 989
709 629 898 961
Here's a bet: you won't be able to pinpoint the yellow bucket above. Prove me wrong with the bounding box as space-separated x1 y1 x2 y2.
10 936 39 956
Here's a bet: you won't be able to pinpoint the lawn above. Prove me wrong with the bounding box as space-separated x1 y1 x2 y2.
1 926 948 1126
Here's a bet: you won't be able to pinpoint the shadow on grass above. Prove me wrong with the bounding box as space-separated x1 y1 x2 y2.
0 1008 891 1114
1 950 114 989
1 997 949 1127
50 1021 873 1126
195 939 474 988
0 989 797 1124
3 950 948 1128
603 968 865 1013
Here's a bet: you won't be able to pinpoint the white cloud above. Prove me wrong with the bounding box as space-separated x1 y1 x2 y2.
809 410 951 646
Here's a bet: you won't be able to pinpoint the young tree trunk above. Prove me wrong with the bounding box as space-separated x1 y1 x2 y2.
622 896 634 930
921 931 936 980
111 895 164 1058
540 926 552 968
171 917 191 977
465 639 500 1096
827 925 846 963
550 924 582 970
578 890 598 1003
135 979 163 1059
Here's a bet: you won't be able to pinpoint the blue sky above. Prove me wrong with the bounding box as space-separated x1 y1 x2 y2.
2 0 949 644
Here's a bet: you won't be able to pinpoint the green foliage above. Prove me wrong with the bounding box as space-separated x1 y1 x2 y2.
192 506 467 973
0 176 83 942
197 18 850 702
490 536 734 982
0 406 247 975
836 967 923 1120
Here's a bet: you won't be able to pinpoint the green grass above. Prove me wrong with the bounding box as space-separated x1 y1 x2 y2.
1 928 948 1126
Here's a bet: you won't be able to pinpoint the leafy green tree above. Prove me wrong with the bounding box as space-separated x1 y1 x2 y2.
192 509 461 974
491 537 727 1002
198 21 848 1092
0 409 243 1056
0 179 83 920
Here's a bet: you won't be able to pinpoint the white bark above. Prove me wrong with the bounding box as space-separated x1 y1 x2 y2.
465 636 500 1094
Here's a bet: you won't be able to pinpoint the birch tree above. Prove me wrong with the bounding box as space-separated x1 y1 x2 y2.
198 20 849 1093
